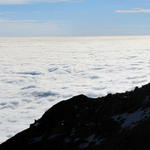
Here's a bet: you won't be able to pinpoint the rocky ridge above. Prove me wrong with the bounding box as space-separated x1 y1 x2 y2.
1 83 150 149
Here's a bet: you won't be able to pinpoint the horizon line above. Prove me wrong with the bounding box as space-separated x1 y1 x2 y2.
1 35 150 38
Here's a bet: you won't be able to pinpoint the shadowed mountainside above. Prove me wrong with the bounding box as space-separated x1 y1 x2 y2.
1 83 150 150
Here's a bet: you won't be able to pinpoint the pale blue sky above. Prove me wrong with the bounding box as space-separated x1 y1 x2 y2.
0 0 150 36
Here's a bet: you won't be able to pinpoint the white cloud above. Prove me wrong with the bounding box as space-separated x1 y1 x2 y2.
0 0 27 4
0 0 81 4
116 8 150 13
0 19 67 36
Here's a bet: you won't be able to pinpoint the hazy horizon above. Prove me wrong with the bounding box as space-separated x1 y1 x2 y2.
0 0 150 36
1 35 150 38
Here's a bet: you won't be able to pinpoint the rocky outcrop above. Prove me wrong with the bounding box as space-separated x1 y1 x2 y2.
1 83 150 150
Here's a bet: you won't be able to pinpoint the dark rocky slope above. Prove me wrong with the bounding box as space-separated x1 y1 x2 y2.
1 83 150 150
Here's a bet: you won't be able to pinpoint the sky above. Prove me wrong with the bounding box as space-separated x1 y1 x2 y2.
0 0 150 36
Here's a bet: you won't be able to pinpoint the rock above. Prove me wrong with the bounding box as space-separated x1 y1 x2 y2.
1 84 150 150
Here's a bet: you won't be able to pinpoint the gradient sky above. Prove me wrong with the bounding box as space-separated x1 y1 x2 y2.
0 0 150 36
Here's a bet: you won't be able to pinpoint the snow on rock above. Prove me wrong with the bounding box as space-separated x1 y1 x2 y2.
48 134 64 140
113 102 150 128
79 143 89 149
86 135 95 142
79 135 104 149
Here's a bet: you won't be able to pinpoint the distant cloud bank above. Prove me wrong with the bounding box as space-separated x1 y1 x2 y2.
0 0 81 4
116 8 150 13
0 19 66 36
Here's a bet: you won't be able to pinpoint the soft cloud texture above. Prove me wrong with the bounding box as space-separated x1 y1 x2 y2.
116 8 150 13
0 0 80 4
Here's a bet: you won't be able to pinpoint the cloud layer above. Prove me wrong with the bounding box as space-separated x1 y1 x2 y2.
0 0 80 4
116 8 150 13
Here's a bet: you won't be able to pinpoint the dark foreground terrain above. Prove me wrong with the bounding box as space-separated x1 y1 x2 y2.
1 83 150 150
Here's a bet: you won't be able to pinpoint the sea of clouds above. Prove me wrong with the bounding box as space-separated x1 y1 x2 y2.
0 36 150 143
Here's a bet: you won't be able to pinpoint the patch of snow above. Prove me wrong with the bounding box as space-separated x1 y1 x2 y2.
79 143 89 149
86 135 95 142
113 107 150 128
79 135 104 148
95 138 104 145
86 135 104 145
48 133 64 140
34 122 40 127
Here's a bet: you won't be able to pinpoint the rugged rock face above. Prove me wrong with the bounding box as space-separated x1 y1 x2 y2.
1 83 150 150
